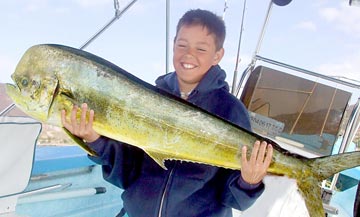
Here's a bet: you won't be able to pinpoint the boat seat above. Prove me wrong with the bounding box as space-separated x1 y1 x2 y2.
0 116 41 216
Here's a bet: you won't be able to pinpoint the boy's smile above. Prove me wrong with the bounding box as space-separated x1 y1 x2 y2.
182 63 196 69
173 24 224 93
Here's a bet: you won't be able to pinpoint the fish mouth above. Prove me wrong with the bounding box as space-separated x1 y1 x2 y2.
6 74 20 92
7 74 20 89
5 83 18 90
5 82 20 100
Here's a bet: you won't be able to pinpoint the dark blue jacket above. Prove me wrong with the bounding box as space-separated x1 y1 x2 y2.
88 65 264 217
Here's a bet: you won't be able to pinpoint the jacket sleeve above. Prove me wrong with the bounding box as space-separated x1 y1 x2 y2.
221 171 265 210
87 136 143 189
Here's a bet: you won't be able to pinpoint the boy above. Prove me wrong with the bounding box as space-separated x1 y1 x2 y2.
62 9 273 217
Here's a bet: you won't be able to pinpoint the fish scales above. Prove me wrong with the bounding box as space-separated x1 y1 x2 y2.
6 44 360 217
34 44 257 169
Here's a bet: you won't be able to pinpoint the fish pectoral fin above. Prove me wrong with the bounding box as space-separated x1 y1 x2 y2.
143 150 169 170
59 89 76 102
63 127 98 157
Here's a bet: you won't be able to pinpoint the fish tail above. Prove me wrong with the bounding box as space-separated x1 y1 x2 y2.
296 151 360 217
297 178 324 217
309 151 360 180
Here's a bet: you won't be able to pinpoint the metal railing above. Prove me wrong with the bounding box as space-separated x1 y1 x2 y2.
1 0 137 117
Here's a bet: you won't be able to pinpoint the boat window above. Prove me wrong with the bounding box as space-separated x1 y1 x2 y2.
241 66 351 156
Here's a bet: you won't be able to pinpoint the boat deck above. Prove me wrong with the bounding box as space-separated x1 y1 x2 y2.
16 146 123 217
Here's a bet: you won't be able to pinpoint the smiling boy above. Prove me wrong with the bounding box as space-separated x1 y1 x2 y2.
62 9 272 217
173 24 224 98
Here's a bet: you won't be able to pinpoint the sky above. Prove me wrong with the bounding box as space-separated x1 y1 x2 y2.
0 0 359 87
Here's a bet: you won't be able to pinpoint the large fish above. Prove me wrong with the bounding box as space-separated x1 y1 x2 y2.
6 44 360 217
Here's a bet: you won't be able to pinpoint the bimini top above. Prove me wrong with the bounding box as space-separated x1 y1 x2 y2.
350 0 360 6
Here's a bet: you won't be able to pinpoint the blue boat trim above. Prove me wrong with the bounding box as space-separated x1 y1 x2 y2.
32 146 95 175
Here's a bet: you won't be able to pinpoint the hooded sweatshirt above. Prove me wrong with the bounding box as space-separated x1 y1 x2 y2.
88 65 264 217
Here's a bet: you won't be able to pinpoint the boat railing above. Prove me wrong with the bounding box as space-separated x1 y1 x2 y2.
0 0 138 118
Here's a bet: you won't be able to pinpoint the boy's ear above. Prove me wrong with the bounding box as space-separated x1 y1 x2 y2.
212 48 224 65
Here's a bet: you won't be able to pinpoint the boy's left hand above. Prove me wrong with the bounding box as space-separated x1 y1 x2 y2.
240 141 273 185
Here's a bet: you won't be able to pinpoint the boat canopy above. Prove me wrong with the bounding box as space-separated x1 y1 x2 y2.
350 0 360 6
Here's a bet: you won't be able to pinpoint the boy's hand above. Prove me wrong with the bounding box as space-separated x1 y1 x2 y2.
61 103 100 143
240 141 273 185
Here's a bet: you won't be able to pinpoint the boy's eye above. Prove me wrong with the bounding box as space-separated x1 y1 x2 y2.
197 48 207 52
177 44 186 48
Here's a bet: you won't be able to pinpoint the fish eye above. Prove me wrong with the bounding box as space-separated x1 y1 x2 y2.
21 78 29 87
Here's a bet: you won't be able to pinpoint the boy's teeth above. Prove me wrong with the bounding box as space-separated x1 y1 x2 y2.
183 63 195 69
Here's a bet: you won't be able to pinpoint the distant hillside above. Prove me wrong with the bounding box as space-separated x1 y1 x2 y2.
1 83 73 146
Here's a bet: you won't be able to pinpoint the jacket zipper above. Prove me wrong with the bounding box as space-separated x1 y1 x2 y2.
158 164 176 217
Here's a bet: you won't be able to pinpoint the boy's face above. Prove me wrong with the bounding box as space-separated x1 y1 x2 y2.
173 24 224 92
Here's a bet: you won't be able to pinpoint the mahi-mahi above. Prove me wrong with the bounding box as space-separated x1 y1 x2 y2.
6 44 360 217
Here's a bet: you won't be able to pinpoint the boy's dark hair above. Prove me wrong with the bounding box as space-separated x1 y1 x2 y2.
175 9 226 51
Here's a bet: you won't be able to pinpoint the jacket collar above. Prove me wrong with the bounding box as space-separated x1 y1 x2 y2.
155 65 229 97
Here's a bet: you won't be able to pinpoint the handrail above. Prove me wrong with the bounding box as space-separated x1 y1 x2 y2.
254 55 360 89
330 97 360 190
231 0 247 94
1 0 137 117
0 104 16 117
233 0 274 97
79 0 138 50
165 0 170 74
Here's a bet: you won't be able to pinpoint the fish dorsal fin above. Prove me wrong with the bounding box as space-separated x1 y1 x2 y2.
143 150 169 170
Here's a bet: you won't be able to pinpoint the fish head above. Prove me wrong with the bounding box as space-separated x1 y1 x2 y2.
5 45 59 122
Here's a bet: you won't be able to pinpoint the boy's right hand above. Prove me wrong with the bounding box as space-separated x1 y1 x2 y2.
61 103 100 143
240 141 273 185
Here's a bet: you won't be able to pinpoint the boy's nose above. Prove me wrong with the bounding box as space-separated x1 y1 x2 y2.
183 52 195 61
184 47 196 56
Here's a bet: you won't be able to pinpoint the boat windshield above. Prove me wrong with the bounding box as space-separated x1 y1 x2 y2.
241 65 352 156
